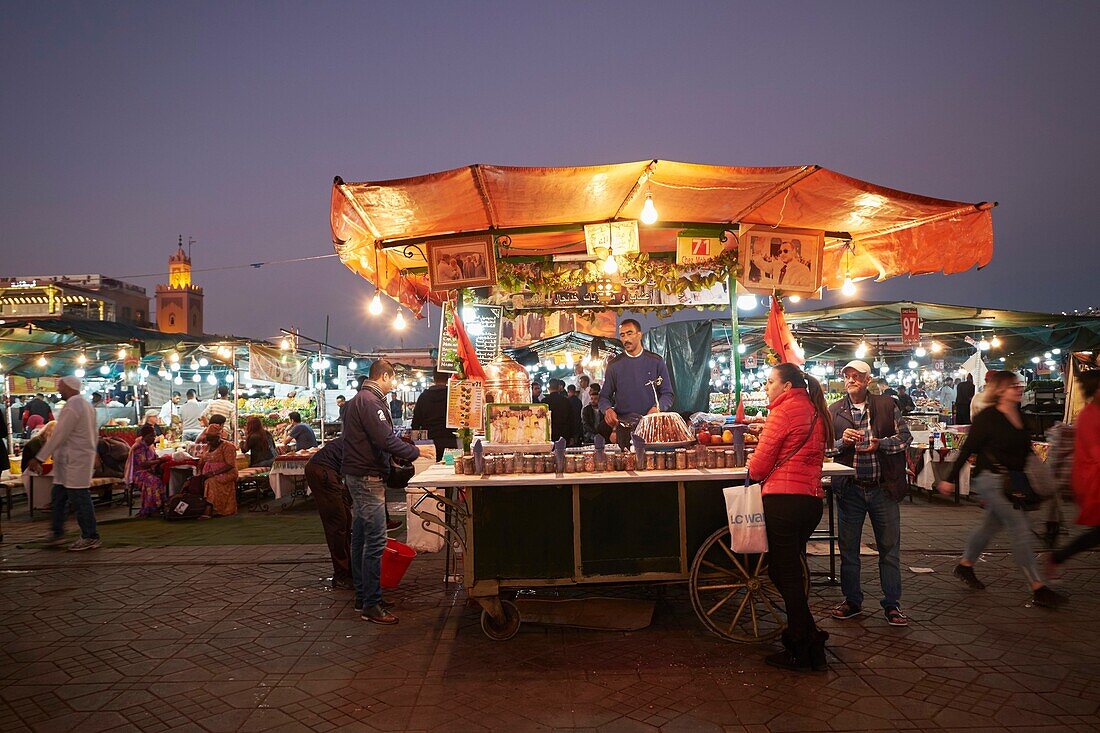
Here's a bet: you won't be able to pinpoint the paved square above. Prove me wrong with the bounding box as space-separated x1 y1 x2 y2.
1 498 1097 732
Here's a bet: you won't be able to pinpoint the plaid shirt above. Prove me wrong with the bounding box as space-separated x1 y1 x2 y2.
834 396 911 483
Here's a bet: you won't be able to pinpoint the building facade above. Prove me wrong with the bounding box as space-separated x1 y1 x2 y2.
0 275 150 325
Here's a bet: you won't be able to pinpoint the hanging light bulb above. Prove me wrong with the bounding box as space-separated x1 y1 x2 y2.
225 372 234 384
930 341 943 353
841 276 857 297
99 364 110 375
368 290 383 316
36 355 48 367
170 362 180 372
169 351 180 362
978 336 991 351
602 254 619 275
640 192 659 225
77 353 88 365
348 359 358 371
191 373 201 382
915 346 927 358
990 335 1001 349
788 294 801 304
736 294 757 311
394 310 407 330
855 340 869 359
118 347 128 360
173 375 183 385
206 373 218 385
908 359 918 369
279 338 291 350
158 368 169 379
190 358 200 370
1052 348 1062 355
199 357 209 367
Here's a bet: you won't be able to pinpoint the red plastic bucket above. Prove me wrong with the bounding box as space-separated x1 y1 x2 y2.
380 538 416 589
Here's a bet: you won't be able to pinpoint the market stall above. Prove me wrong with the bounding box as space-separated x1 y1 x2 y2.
330 159 997 641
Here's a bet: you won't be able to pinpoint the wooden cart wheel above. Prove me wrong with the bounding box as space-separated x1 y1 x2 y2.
689 526 808 643
480 599 521 641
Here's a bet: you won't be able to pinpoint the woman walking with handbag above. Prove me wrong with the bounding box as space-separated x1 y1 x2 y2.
747 363 834 671
938 371 1066 607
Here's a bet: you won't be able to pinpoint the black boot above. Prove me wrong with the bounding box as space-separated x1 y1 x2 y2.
808 629 829 671
765 630 812 671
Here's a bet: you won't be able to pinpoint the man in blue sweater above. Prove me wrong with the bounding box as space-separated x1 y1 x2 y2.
598 319 674 446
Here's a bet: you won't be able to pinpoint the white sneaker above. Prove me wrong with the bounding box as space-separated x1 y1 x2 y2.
68 538 102 551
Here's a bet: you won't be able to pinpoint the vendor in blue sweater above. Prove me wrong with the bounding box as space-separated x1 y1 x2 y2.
598 319 674 445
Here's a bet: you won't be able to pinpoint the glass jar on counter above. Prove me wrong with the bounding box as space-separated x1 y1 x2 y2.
583 453 595 472
686 450 698 469
624 452 636 471
675 449 688 470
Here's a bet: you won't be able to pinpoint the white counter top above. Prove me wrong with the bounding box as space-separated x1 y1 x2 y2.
408 461 855 488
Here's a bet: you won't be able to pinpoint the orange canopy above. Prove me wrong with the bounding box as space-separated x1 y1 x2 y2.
330 160 995 316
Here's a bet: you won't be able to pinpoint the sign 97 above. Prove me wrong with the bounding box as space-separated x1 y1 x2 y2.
901 308 920 345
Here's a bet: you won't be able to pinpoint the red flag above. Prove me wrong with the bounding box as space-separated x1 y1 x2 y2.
764 299 805 366
449 313 487 380
735 394 745 423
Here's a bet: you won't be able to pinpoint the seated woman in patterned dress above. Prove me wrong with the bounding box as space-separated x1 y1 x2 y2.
126 424 169 517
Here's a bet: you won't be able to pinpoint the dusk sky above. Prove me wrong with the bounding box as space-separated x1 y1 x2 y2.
3 2 1097 351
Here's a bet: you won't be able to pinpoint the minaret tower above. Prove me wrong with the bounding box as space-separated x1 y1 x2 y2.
156 235 204 334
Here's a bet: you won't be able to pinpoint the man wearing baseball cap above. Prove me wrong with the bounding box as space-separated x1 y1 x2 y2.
828 360 913 626
27 376 101 550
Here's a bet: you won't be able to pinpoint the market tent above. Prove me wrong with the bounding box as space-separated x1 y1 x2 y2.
0 318 246 377
331 161 995 316
712 301 1100 365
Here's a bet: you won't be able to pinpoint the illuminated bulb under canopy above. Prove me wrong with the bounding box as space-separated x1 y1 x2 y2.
74 368 85 378
99 365 110 375
841 277 857 297
174 375 183 385
640 192 659 225
930 341 943 353
788 294 801 304
118 348 128 360
602 255 619 275
990 335 1001 349
36 356 47 367
77 353 87 365
368 291 383 316
279 338 291 350
736 294 757 311
394 310 407 330
978 337 991 351
915 346 927 357
348 360 358 371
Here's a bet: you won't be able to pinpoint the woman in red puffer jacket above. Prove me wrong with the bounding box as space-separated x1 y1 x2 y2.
747 363 834 672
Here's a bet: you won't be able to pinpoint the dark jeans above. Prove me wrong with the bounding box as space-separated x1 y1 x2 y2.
51 484 99 540
837 477 902 610
1053 526 1100 564
763 493 823 643
305 463 352 583
346 474 387 609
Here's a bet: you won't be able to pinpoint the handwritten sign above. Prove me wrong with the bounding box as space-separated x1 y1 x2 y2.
437 302 503 374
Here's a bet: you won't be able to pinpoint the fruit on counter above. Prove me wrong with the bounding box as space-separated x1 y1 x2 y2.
697 430 712 445
722 429 734 444
744 433 758 444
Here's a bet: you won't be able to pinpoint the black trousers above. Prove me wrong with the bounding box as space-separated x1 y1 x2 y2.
305 463 352 582
1053 526 1100 564
763 493 823 643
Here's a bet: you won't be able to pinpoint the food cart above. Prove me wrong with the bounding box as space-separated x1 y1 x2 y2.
329 159 997 640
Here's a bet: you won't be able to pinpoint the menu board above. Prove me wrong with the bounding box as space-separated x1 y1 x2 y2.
437 302 503 373
445 379 486 430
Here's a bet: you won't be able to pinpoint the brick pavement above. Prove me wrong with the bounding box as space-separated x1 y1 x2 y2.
1 498 1098 732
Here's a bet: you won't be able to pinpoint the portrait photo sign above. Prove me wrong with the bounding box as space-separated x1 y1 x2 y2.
737 227 823 296
427 235 497 292
485 403 551 444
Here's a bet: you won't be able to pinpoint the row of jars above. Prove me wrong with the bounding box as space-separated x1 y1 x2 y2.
452 446 746 476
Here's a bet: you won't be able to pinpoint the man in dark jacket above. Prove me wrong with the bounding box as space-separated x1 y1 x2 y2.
544 379 572 443
828 360 913 627
342 359 420 625
306 437 353 590
411 371 456 461
566 385 583 445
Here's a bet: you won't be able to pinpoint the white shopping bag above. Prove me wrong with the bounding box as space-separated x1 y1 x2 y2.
723 480 768 553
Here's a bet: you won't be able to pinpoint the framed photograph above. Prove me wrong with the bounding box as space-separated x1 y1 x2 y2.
737 227 823 295
427 235 497 292
485 403 551 444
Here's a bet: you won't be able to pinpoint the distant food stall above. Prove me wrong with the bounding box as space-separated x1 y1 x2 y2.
329 160 996 640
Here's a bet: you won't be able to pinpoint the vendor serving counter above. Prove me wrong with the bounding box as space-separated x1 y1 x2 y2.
409 461 855 642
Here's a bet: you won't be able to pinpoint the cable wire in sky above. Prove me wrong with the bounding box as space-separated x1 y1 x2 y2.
114 253 339 280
